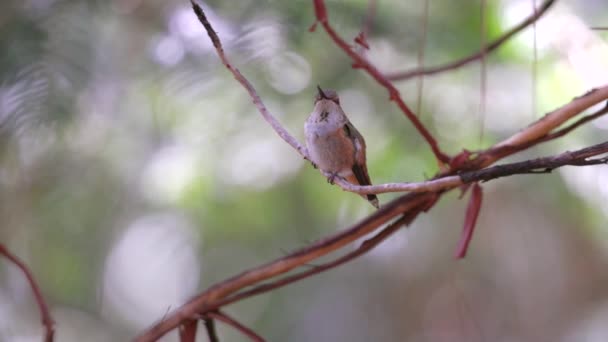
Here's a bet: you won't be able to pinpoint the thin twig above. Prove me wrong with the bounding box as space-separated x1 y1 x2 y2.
539 102 608 141
459 141 608 183
324 140 608 195
331 175 461 194
479 0 488 145
0 244 54 342
415 0 430 116
311 0 450 163
189 0 308 160
210 204 431 310
470 86 608 169
354 0 376 52
206 311 265 342
332 98 608 195
531 0 538 120
203 318 219 342
386 0 556 81
485 101 608 157
361 0 376 39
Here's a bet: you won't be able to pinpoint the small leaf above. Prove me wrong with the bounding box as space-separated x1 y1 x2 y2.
455 183 483 259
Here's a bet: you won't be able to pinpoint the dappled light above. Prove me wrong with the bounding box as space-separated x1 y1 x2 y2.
102 213 200 330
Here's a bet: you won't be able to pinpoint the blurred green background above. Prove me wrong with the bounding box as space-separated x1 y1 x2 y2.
1 0 608 341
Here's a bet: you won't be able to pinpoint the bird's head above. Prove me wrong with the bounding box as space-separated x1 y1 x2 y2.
314 85 340 105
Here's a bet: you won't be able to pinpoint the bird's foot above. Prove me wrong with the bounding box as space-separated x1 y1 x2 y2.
327 172 338 184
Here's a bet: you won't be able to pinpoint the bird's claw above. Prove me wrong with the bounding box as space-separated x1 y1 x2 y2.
327 173 338 184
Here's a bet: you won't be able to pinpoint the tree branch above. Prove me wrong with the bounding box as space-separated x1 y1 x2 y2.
459 141 608 183
494 89 608 151
178 319 198 342
536 101 608 142
303 140 608 195
206 311 265 342
332 96 608 195
203 318 218 342
385 0 556 81
189 1 308 160
311 0 450 163
135 190 433 341
0 244 54 342
208 204 431 310
471 87 608 168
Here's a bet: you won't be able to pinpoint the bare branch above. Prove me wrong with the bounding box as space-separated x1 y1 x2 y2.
189 0 308 160
206 311 265 342
415 0 430 115
332 95 608 195
473 86 608 168
203 318 219 342
459 141 608 183
361 0 376 39
324 140 608 195
478 0 488 143
209 205 431 310
495 89 608 150
385 0 556 81
331 175 461 194
311 0 450 163
0 244 54 342
537 101 608 142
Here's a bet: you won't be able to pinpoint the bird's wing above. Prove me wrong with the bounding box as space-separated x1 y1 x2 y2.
343 122 379 208
342 122 369 185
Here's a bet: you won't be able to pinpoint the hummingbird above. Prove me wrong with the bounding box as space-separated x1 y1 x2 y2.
304 86 379 209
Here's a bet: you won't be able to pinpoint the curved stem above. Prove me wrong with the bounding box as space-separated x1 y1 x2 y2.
0 244 54 342
385 0 556 81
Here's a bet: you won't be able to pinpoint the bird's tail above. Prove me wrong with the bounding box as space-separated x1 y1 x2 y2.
345 172 380 209
367 194 380 209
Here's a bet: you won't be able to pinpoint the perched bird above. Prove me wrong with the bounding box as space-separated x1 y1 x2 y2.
304 86 379 208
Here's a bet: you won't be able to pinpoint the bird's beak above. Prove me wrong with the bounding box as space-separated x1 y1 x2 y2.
317 85 328 99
